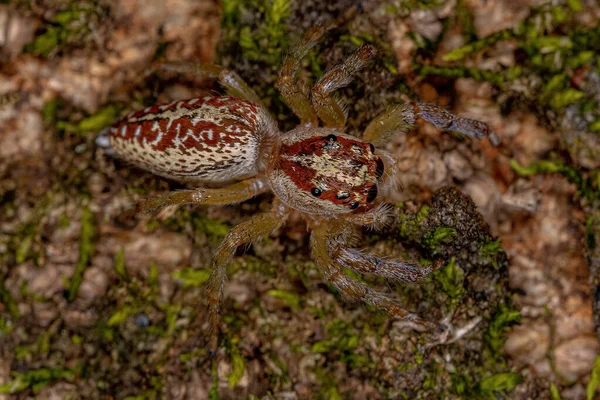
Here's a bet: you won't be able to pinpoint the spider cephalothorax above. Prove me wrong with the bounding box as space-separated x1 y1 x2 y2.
98 13 499 351
269 128 384 215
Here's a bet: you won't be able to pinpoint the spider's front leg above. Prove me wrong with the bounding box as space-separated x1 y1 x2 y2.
311 44 377 130
276 7 360 125
136 177 269 214
207 201 289 352
363 102 500 146
310 220 437 331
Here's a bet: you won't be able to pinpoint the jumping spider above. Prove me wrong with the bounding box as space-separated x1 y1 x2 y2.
97 14 499 350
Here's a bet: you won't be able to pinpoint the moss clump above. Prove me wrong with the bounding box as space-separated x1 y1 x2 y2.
484 303 521 364
221 0 292 66
433 258 465 303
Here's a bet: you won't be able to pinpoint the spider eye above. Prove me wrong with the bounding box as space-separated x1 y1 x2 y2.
311 188 323 197
375 158 385 179
349 201 359 209
325 134 337 142
369 143 375 153
366 186 378 202
336 192 350 200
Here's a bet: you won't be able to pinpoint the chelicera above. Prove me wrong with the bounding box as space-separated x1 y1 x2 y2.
97 13 499 350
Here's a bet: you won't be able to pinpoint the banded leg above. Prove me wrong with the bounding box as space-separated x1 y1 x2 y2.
207 201 289 351
363 102 500 146
311 45 377 130
150 62 264 106
310 221 436 331
276 7 359 125
137 177 268 213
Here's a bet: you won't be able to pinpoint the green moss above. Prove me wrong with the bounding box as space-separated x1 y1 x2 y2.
42 99 62 125
549 88 585 109
221 0 292 67
480 372 523 394
114 249 128 280
484 303 521 363
423 227 458 251
433 258 465 303
450 371 522 398
443 29 516 62
587 355 600 400
107 305 136 327
56 104 122 135
172 268 211 287
24 6 101 58
511 159 599 203
413 64 510 86
310 319 369 368
227 339 246 388
0 280 20 318
0 366 81 394
397 205 429 239
479 239 503 269
551 383 562 400
266 289 301 310
191 213 231 243
66 206 95 301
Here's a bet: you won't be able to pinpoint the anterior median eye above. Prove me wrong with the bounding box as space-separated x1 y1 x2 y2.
366 185 378 202
376 158 385 179
325 134 337 142
311 188 323 197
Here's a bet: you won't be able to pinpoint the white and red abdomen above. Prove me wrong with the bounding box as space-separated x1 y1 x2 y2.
104 96 274 183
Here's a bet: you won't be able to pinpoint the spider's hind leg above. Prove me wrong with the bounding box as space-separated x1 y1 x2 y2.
206 202 289 352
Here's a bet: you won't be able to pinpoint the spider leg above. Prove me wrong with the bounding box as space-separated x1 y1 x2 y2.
338 247 435 283
207 201 289 352
363 102 500 146
311 45 377 130
310 221 436 331
136 177 269 214
149 62 264 106
276 7 359 125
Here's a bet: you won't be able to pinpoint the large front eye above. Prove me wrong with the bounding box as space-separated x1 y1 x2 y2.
311 188 323 197
366 186 378 202
376 158 385 179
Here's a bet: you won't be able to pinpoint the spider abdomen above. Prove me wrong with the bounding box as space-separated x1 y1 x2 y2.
104 96 273 183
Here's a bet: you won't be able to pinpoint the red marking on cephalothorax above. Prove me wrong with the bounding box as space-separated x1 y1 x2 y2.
278 135 381 210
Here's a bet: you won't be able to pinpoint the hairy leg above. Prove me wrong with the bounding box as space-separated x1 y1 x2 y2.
150 62 264 106
310 221 436 330
207 201 289 351
311 45 377 130
363 102 500 146
137 177 269 213
276 7 359 125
